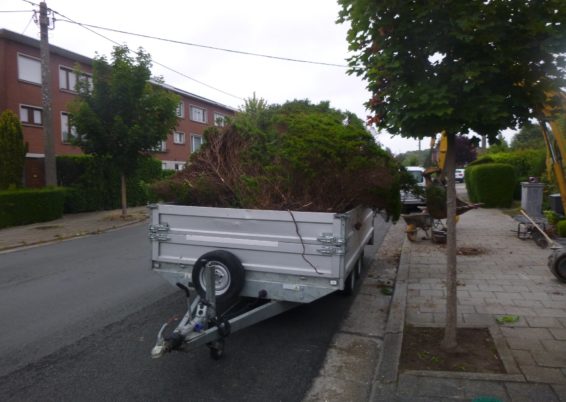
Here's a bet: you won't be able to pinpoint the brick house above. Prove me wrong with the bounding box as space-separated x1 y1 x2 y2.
0 28 235 187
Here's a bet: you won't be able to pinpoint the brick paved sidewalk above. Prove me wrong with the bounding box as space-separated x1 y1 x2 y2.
372 207 566 401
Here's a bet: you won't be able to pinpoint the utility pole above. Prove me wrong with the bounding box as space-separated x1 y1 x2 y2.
39 1 57 186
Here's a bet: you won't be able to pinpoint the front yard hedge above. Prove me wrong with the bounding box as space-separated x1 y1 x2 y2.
57 155 162 213
0 187 65 228
465 163 515 208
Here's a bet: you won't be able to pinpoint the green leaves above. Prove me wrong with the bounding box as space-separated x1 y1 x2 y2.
338 0 566 140
0 110 26 189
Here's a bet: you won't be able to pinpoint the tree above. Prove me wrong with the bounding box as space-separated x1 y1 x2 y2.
70 45 179 216
338 0 566 350
511 123 545 150
0 110 26 189
455 136 477 166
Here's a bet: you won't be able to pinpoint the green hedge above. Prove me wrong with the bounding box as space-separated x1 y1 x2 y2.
0 188 65 228
57 155 162 213
465 163 515 208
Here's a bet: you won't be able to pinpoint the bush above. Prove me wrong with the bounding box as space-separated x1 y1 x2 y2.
0 110 26 189
466 163 515 208
488 149 546 179
556 220 566 237
57 155 162 213
0 188 65 228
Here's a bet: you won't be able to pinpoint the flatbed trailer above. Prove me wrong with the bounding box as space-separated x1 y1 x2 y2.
149 204 375 359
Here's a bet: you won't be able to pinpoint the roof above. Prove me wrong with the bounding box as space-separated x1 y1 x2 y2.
0 28 237 112
0 28 92 66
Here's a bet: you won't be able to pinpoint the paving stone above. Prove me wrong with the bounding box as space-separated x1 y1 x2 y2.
550 328 566 340
462 313 496 326
511 349 535 366
525 316 562 328
541 339 566 353
505 382 560 402
520 365 566 384
506 337 543 351
551 385 566 402
500 327 554 340
461 379 509 400
532 349 566 368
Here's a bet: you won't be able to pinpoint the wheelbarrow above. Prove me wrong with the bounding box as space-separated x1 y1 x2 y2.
401 210 445 242
401 201 481 242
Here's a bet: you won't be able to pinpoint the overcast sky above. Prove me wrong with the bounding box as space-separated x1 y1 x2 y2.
2 0 515 154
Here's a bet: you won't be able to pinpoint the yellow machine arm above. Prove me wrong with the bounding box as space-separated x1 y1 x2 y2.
539 91 566 215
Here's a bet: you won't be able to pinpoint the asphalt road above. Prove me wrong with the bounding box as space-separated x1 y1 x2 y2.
0 217 390 401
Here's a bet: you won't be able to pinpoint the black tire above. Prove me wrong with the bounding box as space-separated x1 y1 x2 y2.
208 339 225 360
192 250 245 306
355 253 364 279
341 270 356 296
549 252 566 283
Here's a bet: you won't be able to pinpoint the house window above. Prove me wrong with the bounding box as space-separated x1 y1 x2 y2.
20 105 42 126
190 106 207 123
214 112 226 127
153 140 167 152
173 131 185 144
191 134 203 153
176 101 185 118
61 112 78 143
18 54 41 85
59 66 92 92
174 163 185 171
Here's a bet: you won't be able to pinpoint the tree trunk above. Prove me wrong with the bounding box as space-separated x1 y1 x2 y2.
120 172 127 217
442 133 458 351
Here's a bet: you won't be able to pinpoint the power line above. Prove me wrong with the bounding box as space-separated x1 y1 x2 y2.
56 20 349 68
34 4 244 101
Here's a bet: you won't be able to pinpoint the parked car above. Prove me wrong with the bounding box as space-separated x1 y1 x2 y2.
455 168 465 183
401 166 426 208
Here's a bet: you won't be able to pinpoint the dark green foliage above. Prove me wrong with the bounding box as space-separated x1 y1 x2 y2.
0 110 26 189
556 220 566 237
70 45 179 212
338 1 566 140
57 155 161 212
487 150 546 179
153 99 402 220
0 188 65 228
466 163 515 208
511 123 545 150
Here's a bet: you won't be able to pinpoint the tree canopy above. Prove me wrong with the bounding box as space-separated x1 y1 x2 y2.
511 122 545 150
338 0 566 140
70 45 179 214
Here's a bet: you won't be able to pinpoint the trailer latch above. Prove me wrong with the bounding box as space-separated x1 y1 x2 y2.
316 246 344 256
149 223 171 241
317 233 344 245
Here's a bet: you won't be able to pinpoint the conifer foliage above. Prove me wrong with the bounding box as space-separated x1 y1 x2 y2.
0 110 26 189
153 99 402 219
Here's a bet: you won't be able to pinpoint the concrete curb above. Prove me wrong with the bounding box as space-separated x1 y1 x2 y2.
370 233 411 391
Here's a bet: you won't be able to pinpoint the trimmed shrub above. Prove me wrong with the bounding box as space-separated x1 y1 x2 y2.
0 188 65 228
466 163 515 208
488 149 546 178
556 220 566 237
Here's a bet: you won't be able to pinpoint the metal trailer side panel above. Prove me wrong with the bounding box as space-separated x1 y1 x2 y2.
150 204 374 303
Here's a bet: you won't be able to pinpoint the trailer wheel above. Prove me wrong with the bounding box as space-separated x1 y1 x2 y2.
549 252 566 283
355 252 364 279
192 250 245 306
341 270 356 296
208 339 225 360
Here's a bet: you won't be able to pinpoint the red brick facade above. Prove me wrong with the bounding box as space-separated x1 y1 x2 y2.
0 29 235 186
